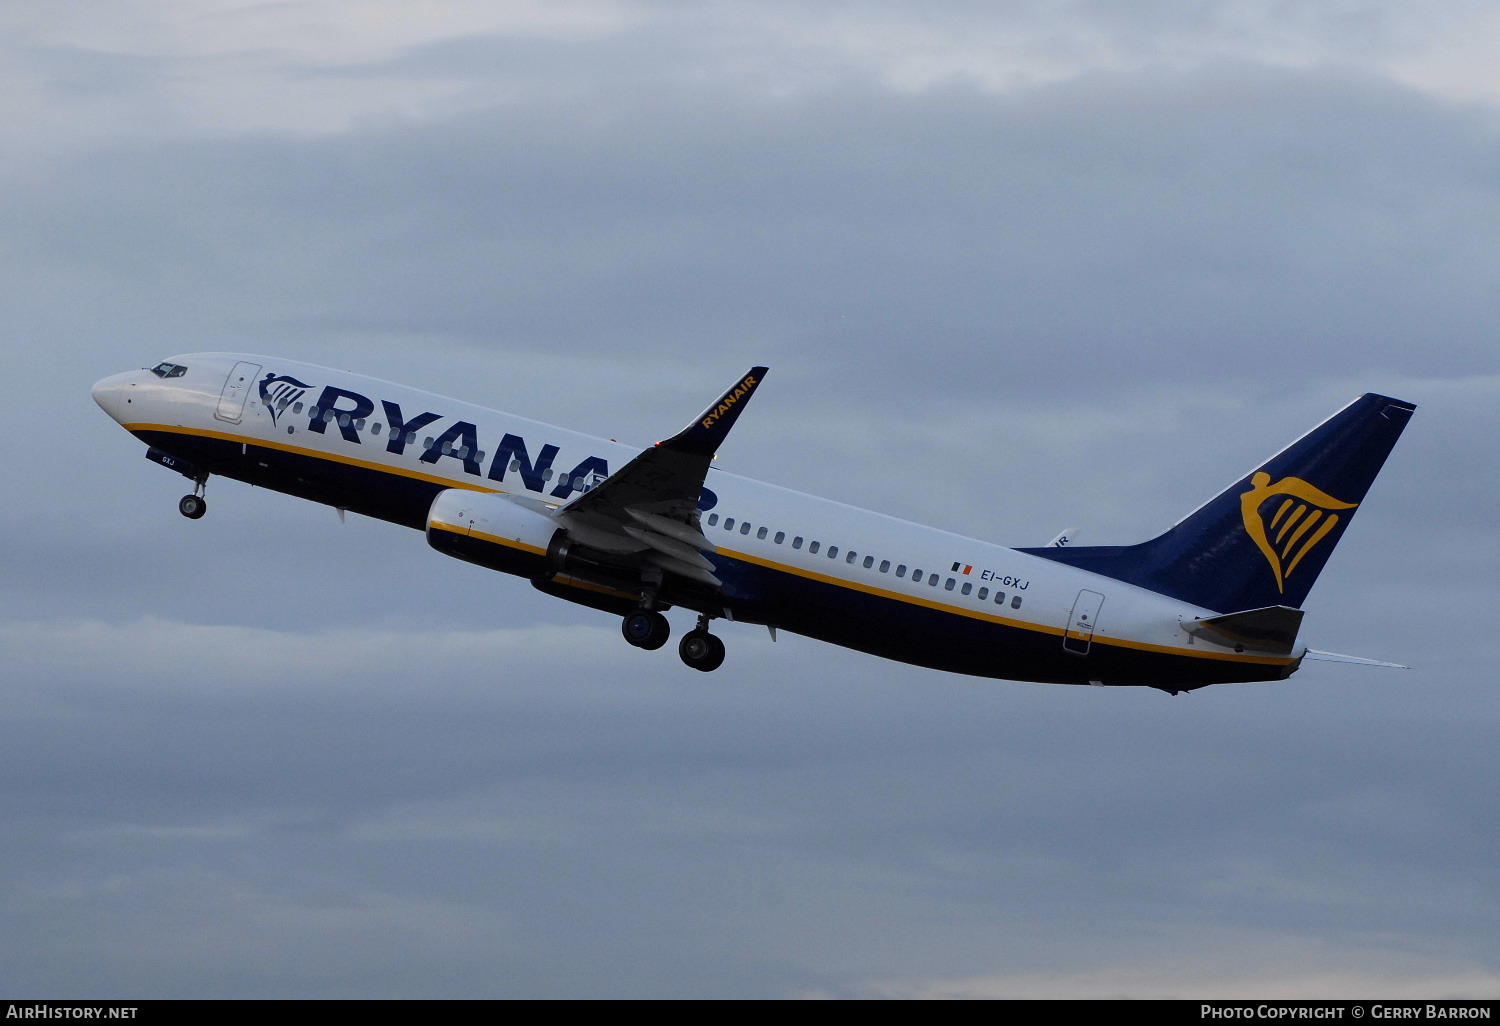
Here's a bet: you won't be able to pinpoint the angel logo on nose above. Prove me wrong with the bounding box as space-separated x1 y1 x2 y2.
258 373 311 425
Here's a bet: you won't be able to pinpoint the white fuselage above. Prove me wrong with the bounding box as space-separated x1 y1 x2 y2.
92 354 1305 687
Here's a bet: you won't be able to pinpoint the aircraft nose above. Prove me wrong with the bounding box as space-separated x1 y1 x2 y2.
91 371 136 422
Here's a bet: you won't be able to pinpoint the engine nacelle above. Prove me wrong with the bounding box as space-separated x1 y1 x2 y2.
426 488 563 578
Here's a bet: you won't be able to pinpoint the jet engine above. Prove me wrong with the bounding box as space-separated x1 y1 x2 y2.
425 488 564 578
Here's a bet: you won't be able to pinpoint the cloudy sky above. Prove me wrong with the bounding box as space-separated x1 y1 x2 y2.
2 0 1497 999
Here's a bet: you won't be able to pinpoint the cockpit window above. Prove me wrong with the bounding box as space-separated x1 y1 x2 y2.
150 362 187 379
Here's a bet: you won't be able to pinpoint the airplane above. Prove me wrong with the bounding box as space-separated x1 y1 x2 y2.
91 355 1414 693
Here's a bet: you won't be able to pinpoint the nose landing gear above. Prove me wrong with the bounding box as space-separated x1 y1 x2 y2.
178 475 209 520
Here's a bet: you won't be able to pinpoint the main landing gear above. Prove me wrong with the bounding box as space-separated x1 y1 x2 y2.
678 624 725 673
621 609 726 672
621 609 671 651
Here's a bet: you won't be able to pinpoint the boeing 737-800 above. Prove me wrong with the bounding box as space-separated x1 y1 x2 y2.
92 355 1413 693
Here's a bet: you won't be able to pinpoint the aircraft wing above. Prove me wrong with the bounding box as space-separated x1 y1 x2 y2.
554 366 768 588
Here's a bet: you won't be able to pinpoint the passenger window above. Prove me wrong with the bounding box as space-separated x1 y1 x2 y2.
944 579 955 591
1011 595 1023 609
929 574 939 586
792 537 803 549
994 592 1006 605
725 518 735 530
476 451 485 462
863 555 874 569
557 473 569 486
911 567 920 580
326 411 337 423
774 531 785 544
809 541 820 554
355 418 365 430
708 514 719 526
371 422 382 436
961 582 972 595
509 459 520 472
757 527 768 540
740 522 751 535
294 402 303 414
543 469 553 480
978 588 988 600
846 551 857 564
309 406 320 418
879 560 890 573
827 546 838 558
423 437 434 449
896 565 906 578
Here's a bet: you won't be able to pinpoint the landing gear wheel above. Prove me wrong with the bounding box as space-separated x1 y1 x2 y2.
678 629 725 672
622 610 670 651
178 494 207 520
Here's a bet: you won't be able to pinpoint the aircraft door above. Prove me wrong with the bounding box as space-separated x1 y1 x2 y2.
1064 589 1105 655
216 361 261 423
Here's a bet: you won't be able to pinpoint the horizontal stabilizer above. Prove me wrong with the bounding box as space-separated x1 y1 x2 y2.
1304 649 1410 669
1183 605 1304 655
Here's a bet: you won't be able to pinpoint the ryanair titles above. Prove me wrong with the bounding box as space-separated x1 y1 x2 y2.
282 380 716 508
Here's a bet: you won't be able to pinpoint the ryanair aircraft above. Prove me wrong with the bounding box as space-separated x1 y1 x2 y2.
92 355 1414 693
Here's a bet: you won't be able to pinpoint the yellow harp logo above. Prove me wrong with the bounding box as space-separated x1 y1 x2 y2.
1240 472 1358 593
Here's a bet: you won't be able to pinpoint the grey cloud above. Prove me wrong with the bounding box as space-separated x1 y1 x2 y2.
2 617 1494 996
10 64 1500 421
2 5 1496 998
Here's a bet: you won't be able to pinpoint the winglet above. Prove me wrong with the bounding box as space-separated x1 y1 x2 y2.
661 367 769 456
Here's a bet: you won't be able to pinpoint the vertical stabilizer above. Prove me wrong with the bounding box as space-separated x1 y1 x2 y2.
1020 394 1415 612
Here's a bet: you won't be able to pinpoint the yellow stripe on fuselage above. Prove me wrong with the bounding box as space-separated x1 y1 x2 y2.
718 548 1295 667
126 422 498 494
141 422 1293 669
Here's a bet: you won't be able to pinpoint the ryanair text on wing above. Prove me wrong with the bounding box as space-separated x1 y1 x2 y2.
701 375 759 431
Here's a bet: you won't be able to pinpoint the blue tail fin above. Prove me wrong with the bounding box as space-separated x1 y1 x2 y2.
1019 394 1415 612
